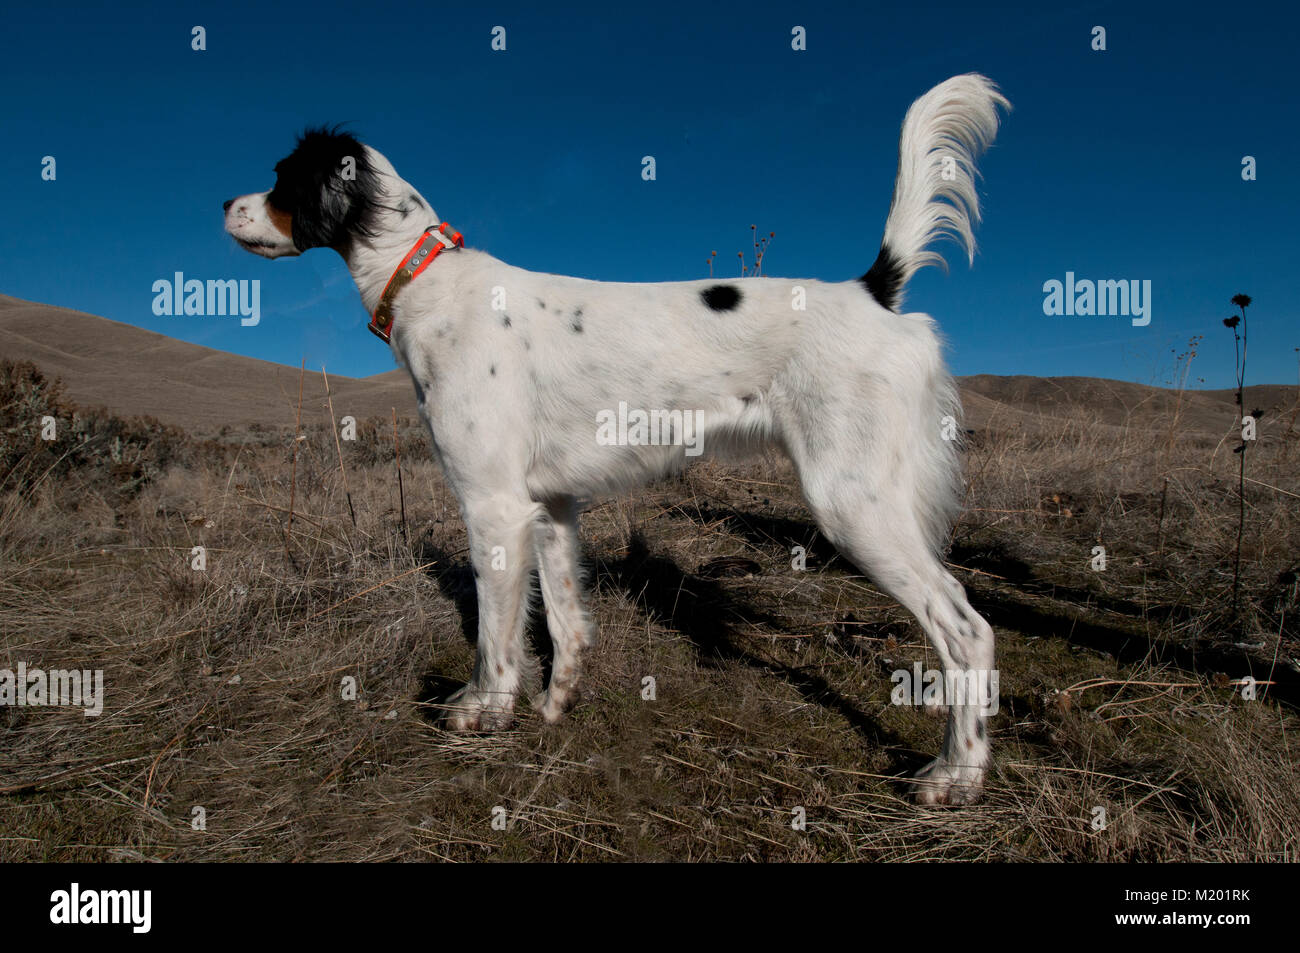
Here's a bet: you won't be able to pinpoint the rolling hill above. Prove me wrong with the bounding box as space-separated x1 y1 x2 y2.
0 294 415 432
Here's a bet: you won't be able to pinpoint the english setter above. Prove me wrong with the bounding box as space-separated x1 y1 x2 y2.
224 73 1009 804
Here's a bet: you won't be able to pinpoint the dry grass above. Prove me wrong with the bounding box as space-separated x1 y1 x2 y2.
1 359 1297 862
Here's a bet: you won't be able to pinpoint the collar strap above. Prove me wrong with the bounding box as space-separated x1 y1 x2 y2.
369 222 464 343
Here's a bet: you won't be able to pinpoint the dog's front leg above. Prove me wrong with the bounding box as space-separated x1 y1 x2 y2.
442 494 543 730
531 496 596 723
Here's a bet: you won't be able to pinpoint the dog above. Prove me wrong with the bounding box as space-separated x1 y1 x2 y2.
225 73 1009 804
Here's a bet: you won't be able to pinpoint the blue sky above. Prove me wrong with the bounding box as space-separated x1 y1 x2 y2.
2 0 1296 386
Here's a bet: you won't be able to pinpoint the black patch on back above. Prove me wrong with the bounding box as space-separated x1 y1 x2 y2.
860 242 904 311
700 284 742 311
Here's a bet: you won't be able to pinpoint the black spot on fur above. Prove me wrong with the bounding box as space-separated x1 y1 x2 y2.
571 319 584 333
860 241 904 311
536 298 546 310
490 365 496 376
700 284 742 312
976 722 987 740
574 306 584 319
502 315 512 329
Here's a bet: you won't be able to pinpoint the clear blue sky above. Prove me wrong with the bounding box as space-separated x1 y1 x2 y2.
2 0 1296 386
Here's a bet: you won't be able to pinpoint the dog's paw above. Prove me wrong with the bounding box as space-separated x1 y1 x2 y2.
911 758 984 806
530 685 579 725
441 685 515 731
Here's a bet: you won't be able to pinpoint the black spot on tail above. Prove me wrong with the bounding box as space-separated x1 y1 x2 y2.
860 242 904 311
700 284 742 311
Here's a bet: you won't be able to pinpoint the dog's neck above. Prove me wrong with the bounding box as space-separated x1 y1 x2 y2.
341 217 438 316
340 148 449 315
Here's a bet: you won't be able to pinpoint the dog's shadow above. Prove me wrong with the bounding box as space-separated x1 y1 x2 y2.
598 531 924 780
680 504 844 572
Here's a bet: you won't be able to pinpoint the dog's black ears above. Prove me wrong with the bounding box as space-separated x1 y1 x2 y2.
270 126 382 251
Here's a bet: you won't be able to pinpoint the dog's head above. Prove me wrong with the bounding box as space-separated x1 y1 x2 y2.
224 127 385 258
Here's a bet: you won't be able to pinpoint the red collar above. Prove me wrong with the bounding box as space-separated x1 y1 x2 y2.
368 222 464 343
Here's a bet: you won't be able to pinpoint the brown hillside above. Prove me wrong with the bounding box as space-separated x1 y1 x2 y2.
0 294 416 432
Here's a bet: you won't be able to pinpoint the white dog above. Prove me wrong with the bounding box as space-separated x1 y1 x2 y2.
225 74 1009 804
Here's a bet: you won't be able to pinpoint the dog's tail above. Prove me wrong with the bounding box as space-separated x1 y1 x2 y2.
861 74 1009 311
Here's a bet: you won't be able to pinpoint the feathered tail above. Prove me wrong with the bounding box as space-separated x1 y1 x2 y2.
861 74 1009 311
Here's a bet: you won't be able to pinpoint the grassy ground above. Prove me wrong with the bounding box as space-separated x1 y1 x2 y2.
1 359 1297 861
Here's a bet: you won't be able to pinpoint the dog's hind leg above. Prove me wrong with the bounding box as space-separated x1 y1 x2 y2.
807 482 995 803
442 493 544 730
531 496 596 723
792 430 995 804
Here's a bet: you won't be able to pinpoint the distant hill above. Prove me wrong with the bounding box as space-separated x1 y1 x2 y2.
2 294 1295 438
0 294 416 432
959 374 1295 438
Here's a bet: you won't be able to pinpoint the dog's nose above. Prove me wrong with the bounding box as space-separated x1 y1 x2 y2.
223 199 234 212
